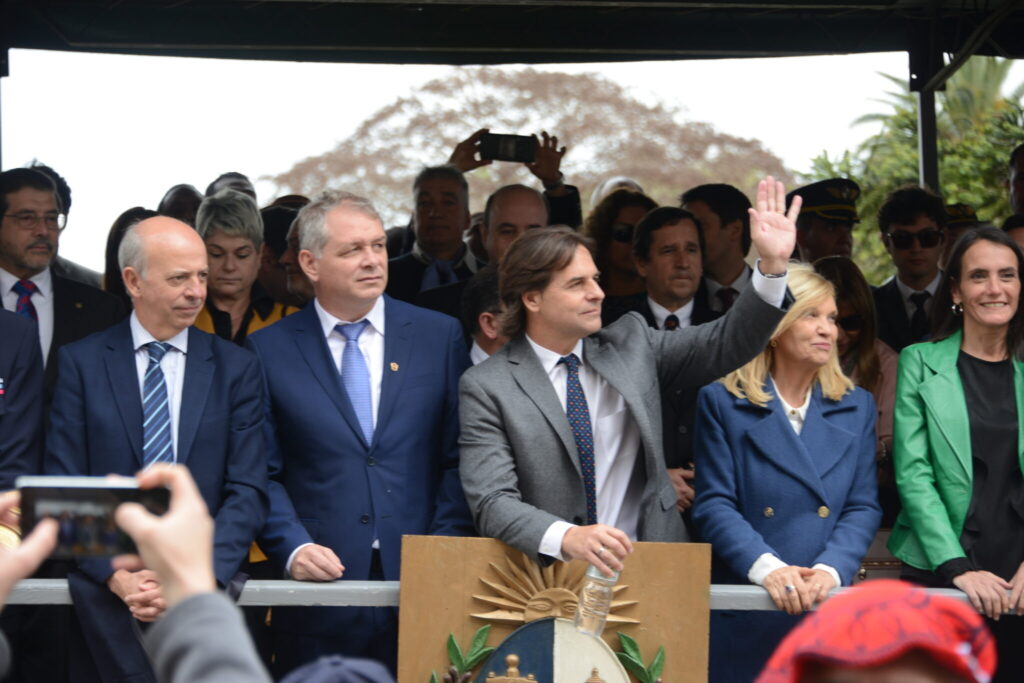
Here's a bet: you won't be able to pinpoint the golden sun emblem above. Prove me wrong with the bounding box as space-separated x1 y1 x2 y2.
471 554 639 626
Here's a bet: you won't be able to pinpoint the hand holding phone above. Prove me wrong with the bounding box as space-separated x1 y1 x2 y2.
0 490 58 607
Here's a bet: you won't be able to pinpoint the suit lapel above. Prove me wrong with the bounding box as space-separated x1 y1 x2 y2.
508 337 581 476
744 396 827 501
879 280 912 348
584 336 652 445
374 297 414 448
918 333 972 479
799 388 856 484
176 329 214 464
290 305 367 447
104 322 145 466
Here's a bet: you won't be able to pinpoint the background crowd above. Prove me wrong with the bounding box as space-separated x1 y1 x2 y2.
0 132 1023 682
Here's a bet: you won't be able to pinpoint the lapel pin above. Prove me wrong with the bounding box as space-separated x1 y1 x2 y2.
390 362 399 372
74 302 83 309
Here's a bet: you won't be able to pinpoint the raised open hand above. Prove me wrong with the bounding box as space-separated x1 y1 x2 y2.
748 176 800 274
526 131 567 187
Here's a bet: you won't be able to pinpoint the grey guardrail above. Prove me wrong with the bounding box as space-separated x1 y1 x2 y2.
5 580 974 609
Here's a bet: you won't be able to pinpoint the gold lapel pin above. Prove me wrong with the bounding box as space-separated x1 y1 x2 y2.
390 362 399 372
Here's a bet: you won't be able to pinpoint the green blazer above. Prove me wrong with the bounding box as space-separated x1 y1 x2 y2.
887 329 1024 570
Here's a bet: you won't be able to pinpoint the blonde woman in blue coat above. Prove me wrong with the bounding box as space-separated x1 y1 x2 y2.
693 263 881 681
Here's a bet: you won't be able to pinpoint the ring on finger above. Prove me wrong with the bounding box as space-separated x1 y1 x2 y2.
596 546 605 556
784 584 796 594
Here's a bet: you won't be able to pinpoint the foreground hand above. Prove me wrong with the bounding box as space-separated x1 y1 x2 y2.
1008 562 1024 615
666 468 695 511
113 464 216 609
0 491 58 607
953 570 1011 619
798 567 837 606
448 128 492 173
561 524 633 577
748 176 800 274
107 568 166 621
290 544 345 582
763 565 815 615
526 131 567 188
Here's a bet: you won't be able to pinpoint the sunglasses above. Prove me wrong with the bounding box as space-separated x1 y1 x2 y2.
837 314 865 332
611 222 635 243
886 228 943 250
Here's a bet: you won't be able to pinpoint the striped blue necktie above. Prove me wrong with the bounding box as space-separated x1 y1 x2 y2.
560 353 598 525
142 341 174 467
337 321 374 445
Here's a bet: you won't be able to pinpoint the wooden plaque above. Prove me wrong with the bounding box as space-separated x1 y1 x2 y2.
398 536 710 683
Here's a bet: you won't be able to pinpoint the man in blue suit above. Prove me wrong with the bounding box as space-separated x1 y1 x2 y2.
247 190 472 676
47 216 268 683
0 310 43 488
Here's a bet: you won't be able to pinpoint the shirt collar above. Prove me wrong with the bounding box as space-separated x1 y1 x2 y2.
771 376 811 420
895 270 943 302
647 296 694 329
0 265 52 298
525 335 585 375
129 312 189 354
314 296 386 339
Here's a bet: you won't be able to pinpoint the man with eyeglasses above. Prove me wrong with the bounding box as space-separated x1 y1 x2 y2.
872 185 947 352
787 178 860 263
0 168 124 409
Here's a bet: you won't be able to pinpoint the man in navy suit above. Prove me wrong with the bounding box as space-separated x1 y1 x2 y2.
247 189 471 676
47 216 268 683
0 309 43 488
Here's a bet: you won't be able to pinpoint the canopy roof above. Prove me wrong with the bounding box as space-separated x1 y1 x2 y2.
4 0 1023 66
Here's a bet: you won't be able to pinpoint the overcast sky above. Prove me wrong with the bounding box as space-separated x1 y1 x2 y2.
1 48 1020 273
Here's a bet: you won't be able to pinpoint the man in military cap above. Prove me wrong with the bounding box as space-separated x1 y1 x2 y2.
940 202 981 269
787 178 860 263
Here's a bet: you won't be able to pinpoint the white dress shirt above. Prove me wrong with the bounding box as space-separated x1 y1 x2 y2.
647 297 694 329
894 271 942 321
288 296 387 573
535 261 788 560
469 340 490 366
130 312 188 461
747 378 841 588
1 266 54 366
704 264 752 313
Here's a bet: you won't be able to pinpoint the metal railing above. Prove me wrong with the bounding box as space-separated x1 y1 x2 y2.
5 579 974 610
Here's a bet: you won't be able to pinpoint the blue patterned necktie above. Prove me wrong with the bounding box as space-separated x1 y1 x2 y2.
560 353 598 525
142 342 174 467
12 279 38 321
337 321 374 445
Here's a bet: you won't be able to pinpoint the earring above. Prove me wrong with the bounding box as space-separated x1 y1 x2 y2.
769 339 778 348
951 302 963 316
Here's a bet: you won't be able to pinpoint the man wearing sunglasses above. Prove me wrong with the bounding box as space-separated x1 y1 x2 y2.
787 178 859 263
0 169 124 409
872 185 947 352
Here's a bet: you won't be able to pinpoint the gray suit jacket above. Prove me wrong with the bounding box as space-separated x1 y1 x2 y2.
458 283 788 560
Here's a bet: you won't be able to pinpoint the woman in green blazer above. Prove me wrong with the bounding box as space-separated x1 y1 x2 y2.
888 226 1024 680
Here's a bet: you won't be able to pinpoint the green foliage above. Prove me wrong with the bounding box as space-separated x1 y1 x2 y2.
615 632 665 683
431 625 495 682
801 57 1024 285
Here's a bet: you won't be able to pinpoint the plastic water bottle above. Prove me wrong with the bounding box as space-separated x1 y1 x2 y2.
575 564 618 637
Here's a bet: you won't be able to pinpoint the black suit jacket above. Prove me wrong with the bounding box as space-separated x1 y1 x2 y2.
873 278 930 352
385 252 475 304
44 276 127 407
0 310 43 488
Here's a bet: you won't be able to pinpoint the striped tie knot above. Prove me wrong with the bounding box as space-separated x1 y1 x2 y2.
146 341 171 363
336 320 370 342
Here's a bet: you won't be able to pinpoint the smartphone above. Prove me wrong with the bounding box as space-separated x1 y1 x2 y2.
17 476 170 558
479 133 537 163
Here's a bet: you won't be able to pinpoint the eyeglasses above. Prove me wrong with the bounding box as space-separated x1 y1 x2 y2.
886 228 943 250
3 212 67 232
611 222 635 243
837 314 865 332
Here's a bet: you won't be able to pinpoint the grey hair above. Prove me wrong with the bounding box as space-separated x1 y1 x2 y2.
196 189 263 248
296 190 382 257
118 220 149 276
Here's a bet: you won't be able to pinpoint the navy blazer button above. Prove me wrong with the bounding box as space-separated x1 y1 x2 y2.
678 425 687 434
763 507 775 518
360 514 370 524
367 457 376 466
818 506 830 518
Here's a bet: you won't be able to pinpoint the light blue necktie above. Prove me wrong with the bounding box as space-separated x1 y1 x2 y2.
337 321 374 445
142 342 174 467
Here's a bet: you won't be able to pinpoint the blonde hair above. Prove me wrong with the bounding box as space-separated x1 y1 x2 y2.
720 262 854 407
